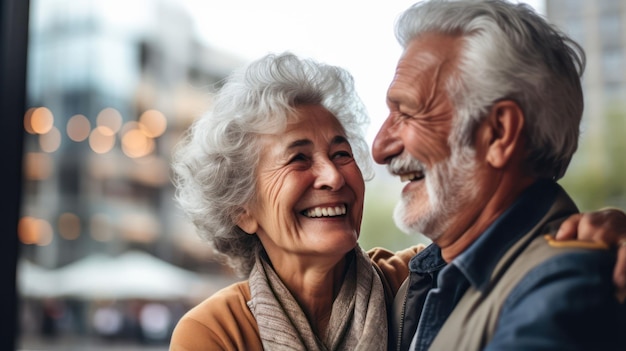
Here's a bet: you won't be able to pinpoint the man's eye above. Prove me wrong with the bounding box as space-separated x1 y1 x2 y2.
399 112 413 120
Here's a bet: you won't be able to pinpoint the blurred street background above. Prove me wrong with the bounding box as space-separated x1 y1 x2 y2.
14 0 625 349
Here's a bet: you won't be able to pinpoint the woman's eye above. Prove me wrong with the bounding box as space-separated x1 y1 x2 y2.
333 151 353 160
290 153 308 163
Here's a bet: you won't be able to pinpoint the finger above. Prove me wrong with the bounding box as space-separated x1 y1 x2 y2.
555 213 582 240
573 211 617 242
613 241 626 302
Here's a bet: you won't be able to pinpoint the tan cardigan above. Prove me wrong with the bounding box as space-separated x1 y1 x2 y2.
169 246 423 351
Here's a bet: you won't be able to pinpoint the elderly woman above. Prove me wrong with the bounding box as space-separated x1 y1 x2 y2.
169 52 626 351
169 52 415 350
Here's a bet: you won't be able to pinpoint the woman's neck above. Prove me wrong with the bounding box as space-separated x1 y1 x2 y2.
269 251 351 338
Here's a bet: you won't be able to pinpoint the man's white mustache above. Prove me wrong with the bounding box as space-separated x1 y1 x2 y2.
387 154 426 175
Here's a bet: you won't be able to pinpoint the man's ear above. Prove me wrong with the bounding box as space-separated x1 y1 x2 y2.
236 208 258 235
482 100 525 169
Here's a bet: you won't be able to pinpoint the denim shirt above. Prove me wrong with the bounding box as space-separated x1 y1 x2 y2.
402 180 624 351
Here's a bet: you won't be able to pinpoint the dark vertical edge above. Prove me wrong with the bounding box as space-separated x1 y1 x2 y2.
0 0 30 349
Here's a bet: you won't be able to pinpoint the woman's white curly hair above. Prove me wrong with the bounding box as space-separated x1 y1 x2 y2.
171 52 372 276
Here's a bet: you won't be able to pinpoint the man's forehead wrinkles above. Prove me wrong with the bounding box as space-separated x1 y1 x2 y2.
398 52 440 76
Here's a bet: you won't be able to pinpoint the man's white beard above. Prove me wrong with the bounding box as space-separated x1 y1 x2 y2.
393 145 479 241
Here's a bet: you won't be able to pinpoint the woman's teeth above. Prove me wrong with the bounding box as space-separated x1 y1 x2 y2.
304 205 347 218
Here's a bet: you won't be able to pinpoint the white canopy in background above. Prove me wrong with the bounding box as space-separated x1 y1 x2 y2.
17 259 56 298
18 250 236 301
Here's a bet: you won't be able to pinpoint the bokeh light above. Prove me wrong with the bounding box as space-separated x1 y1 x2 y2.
23 107 37 134
30 107 54 134
18 216 38 245
96 108 123 136
122 129 155 158
58 212 81 240
36 219 54 246
18 216 54 246
39 126 62 153
89 126 116 154
67 114 91 142
138 109 167 138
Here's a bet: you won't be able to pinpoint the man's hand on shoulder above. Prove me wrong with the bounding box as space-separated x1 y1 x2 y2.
555 208 626 299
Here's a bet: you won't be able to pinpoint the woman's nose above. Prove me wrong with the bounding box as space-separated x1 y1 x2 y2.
372 115 403 165
313 159 345 191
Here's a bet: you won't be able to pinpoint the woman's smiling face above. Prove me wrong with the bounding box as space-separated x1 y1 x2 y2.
237 104 365 263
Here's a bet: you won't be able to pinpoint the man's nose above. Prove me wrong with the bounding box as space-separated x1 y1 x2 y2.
313 159 345 191
372 116 403 164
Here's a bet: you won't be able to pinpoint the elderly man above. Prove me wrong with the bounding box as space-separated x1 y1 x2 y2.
372 0 625 350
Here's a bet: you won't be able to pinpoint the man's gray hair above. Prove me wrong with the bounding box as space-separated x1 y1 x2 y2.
171 52 372 276
396 0 585 179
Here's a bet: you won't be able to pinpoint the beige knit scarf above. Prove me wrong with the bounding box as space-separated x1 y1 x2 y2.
247 246 387 351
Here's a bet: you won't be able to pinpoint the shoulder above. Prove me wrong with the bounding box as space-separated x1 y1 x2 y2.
505 233 616 306
170 281 261 351
511 238 616 299
368 245 425 295
368 245 424 264
511 235 616 299
187 280 253 318
490 239 622 350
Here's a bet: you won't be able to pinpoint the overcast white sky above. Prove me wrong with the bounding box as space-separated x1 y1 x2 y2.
181 0 545 144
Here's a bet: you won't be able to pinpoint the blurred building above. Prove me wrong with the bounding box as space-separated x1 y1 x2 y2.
546 0 626 208
21 0 244 271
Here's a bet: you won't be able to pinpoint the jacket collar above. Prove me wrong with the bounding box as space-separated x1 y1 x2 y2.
409 179 565 291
